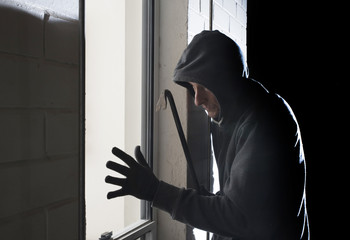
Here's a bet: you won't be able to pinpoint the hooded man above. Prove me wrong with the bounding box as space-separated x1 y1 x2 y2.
105 30 310 240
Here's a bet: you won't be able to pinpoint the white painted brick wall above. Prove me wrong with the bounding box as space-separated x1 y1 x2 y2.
0 1 80 239
213 0 247 55
188 0 247 57
188 0 210 43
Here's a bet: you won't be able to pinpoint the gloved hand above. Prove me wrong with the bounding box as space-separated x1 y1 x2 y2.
105 146 159 202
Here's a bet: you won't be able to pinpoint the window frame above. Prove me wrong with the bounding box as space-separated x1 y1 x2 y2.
113 220 156 240
140 0 155 224
113 0 156 238
80 0 156 239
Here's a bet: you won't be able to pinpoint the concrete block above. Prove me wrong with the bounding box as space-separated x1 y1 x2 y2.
45 15 79 64
0 5 44 57
38 62 79 109
0 112 45 163
46 112 79 155
212 23 223 32
0 56 38 108
204 18 210 30
214 0 223 7
0 164 25 218
213 3 230 32
0 56 79 109
201 0 210 18
242 26 247 45
48 201 79 240
189 9 206 35
0 210 46 239
0 157 78 218
189 0 200 12
236 4 247 26
223 0 237 17
229 17 242 40
242 0 247 10
29 157 79 207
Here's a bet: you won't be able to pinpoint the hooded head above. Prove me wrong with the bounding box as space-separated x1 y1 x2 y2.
173 30 249 123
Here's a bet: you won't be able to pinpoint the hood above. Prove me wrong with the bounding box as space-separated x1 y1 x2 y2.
173 30 251 124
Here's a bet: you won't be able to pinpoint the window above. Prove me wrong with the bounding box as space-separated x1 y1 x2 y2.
85 0 155 239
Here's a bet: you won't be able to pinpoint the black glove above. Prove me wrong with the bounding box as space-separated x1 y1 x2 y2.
105 146 159 202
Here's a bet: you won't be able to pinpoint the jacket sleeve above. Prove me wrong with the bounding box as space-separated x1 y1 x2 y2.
151 123 266 238
152 180 248 238
152 116 299 239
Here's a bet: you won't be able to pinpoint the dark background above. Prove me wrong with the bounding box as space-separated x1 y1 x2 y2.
247 1 346 238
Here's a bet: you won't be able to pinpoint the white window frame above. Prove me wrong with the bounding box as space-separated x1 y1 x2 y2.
113 220 156 240
80 0 157 239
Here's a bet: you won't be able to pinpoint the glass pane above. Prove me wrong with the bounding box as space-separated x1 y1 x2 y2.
85 0 143 239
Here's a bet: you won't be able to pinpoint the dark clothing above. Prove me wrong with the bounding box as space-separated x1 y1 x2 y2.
152 31 309 239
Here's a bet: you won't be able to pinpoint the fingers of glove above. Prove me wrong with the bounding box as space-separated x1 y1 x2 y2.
112 147 136 167
106 161 129 176
107 189 127 199
105 175 126 187
134 146 149 168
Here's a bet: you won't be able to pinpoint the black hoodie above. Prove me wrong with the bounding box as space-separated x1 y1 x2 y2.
152 31 309 240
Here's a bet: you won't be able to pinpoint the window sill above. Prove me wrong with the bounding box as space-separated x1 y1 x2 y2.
113 220 156 240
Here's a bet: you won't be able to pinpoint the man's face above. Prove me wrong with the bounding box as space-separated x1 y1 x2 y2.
189 82 220 119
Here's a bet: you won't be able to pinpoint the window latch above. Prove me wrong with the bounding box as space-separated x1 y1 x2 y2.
99 231 113 240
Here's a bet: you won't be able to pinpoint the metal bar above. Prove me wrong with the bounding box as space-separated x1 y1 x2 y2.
163 90 201 191
79 0 86 239
141 0 155 221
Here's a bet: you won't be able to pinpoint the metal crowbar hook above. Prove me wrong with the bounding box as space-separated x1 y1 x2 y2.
156 89 200 191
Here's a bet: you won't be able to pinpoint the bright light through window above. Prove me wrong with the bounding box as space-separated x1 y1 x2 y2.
85 0 143 239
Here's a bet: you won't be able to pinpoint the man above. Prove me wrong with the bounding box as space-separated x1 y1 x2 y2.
105 31 309 239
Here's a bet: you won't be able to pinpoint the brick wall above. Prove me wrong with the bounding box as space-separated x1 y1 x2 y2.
187 1 247 239
188 0 210 42
188 0 247 56
0 1 80 239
